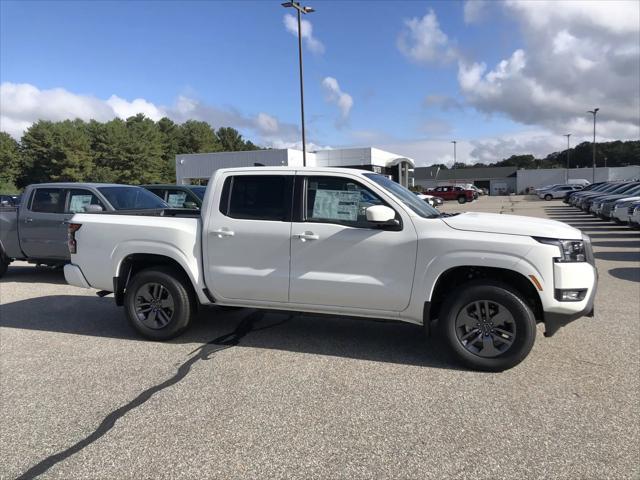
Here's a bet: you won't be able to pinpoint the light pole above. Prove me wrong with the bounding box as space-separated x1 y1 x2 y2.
587 108 599 182
563 133 571 182
282 1 315 167
451 140 457 166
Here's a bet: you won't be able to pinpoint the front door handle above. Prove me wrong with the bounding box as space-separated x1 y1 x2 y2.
212 228 235 238
293 231 319 242
25 217 33 223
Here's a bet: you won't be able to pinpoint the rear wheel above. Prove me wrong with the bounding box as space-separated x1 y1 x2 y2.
544 194 553 201
124 267 195 340
0 250 9 278
457 196 467 204
438 281 536 371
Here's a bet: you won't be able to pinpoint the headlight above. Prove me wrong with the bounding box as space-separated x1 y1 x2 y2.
534 237 587 262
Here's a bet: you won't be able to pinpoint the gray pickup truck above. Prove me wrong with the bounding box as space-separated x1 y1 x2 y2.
0 182 169 277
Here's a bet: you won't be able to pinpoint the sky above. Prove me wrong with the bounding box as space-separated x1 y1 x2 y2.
1 0 639 166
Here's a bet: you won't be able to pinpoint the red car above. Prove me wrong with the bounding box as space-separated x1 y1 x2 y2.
427 185 477 204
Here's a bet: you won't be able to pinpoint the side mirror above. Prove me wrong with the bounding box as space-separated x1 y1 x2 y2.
84 204 104 213
183 201 198 209
366 205 396 224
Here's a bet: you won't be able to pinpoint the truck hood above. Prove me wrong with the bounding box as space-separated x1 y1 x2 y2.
442 212 581 239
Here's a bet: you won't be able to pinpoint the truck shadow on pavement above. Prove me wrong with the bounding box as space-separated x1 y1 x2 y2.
0 294 455 370
608 267 640 283
0 265 67 284
6 302 458 479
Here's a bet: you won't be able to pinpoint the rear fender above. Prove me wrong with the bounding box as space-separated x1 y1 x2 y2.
112 241 209 304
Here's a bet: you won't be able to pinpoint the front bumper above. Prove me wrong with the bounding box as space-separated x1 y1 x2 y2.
544 277 596 337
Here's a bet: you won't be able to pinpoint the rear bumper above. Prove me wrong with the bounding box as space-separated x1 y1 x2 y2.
64 264 91 289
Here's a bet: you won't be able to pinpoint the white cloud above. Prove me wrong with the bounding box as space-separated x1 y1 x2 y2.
397 9 456 64
0 82 310 149
463 0 488 24
283 14 324 54
455 1 640 140
321 77 353 124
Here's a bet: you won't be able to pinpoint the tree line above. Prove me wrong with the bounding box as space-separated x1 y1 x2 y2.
438 140 640 171
0 114 260 192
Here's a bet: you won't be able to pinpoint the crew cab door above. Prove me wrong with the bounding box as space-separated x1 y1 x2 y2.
203 172 294 303
19 187 69 259
289 174 417 312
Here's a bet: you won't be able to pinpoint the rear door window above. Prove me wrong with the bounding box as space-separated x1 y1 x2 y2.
223 175 292 221
30 188 64 213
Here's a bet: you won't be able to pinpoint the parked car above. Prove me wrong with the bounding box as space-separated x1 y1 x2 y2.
563 182 605 204
577 182 635 211
415 192 444 207
538 185 583 200
427 185 477 203
588 183 640 215
0 194 21 206
612 199 640 225
142 184 207 209
0 183 169 277
64 167 597 372
628 204 640 228
566 179 591 187
597 187 640 219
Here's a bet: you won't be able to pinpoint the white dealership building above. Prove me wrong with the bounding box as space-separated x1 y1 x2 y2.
175 147 416 187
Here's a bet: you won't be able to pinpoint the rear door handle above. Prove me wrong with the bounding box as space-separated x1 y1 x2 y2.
25 217 33 223
212 228 235 238
293 231 319 242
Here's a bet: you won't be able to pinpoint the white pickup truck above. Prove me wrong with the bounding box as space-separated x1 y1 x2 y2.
64 167 597 371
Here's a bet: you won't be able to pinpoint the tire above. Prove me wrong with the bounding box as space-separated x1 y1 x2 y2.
544 194 553 201
457 196 467 204
124 266 195 340
0 259 8 278
0 250 9 278
438 281 536 372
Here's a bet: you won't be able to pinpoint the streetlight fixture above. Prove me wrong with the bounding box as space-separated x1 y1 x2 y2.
451 140 457 166
282 1 315 167
587 108 599 182
563 133 571 182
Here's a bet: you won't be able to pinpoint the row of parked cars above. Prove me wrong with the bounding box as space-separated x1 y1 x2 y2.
563 180 640 228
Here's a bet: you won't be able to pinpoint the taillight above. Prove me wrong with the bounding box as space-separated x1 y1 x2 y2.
68 223 82 254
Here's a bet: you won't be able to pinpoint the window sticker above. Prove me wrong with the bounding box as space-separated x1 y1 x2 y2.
312 190 360 222
69 194 93 212
167 192 188 207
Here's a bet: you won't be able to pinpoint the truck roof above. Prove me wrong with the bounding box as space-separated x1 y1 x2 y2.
216 166 377 175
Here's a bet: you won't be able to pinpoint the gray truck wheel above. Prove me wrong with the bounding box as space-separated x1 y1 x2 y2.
438 280 536 372
0 259 8 278
544 194 553 201
124 267 195 340
0 250 9 278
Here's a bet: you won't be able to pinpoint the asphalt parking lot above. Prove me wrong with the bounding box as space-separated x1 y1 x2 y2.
1 195 639 479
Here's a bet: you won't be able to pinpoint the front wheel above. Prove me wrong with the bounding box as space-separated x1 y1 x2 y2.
438 281 536 371
544 194 553 201
124 267 195 340
457 196 467 204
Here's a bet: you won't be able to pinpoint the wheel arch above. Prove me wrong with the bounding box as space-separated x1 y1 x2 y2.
427 265 543 324
114 252 206 307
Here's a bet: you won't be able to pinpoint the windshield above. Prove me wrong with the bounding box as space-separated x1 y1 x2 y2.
190 186 207 200
610 183 638 194
364 174 440 218
98 186 169 210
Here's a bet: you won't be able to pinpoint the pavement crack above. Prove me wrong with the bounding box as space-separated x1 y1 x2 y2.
15 310 291 480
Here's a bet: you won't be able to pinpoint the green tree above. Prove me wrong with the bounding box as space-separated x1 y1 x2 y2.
217 127 247 151
178 120 220 154
122 114 166 184
0 132 21 192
